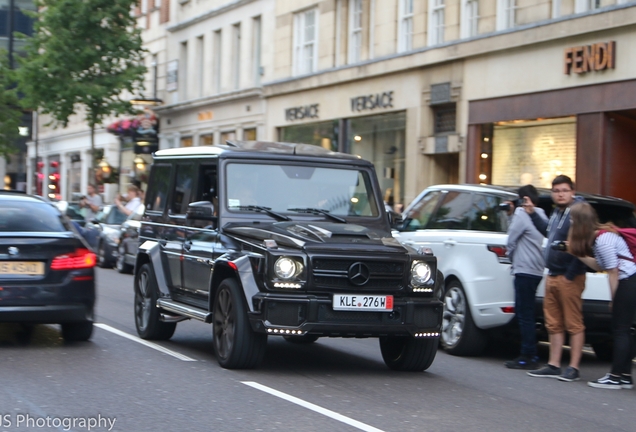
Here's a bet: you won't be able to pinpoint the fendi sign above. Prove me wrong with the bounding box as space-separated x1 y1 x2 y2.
564 41 615 75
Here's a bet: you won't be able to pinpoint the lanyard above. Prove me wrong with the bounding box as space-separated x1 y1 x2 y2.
547 206 571 234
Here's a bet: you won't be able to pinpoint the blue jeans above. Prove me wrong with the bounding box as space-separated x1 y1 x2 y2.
514 274 543 357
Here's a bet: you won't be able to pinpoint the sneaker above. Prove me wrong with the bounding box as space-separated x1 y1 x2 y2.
620 375 633 389
558 366 581 382
504 356 539 370
527 364 561 378
588 374 621 389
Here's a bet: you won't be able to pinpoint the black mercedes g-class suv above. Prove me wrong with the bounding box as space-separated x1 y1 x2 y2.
133 141 443 370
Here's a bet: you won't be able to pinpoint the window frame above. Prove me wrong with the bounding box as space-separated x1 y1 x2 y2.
292 8 319 76
460 0 479 39
428 0 445 46
348 0 363 64
397 0 413 53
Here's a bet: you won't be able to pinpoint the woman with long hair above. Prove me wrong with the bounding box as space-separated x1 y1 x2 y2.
567 202 636 390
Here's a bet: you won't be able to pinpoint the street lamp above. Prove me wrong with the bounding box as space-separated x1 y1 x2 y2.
97 158 112 180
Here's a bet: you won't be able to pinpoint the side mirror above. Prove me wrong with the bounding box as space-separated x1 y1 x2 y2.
186 201 216 221
387 210 404 229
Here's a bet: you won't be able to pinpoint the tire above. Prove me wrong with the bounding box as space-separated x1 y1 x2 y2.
97 242 110 268
116 246 134 274
212 278 267 369
440 280 487 356
283 334 319 344
379 336 438 371
592 341 613 362
61 321 93 342
134 263 176 340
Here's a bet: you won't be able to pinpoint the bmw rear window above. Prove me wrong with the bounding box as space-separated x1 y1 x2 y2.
0 201 67 232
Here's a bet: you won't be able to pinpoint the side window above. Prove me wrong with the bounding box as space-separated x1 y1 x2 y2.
427 192 472 230
196 164 218 204
170 164 195 215
404 191 441 230
470 194 506 232
146 164 172 212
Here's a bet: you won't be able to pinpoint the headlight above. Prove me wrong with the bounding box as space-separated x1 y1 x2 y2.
274 257 303 280
410 261 432 287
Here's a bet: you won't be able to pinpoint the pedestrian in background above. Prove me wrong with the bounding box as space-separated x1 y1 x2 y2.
504 185 548 370
79 183 102 221
114 184 142 216
567 202 636 390
524 175 587 382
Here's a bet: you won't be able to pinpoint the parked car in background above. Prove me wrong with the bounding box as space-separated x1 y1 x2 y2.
54 200 86 227
0 190 96 341
392 184 636 359
115 203 145 274
82 204 127 268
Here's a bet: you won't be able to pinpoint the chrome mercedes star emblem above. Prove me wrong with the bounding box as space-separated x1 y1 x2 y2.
7 247 19 256
347 262 370 286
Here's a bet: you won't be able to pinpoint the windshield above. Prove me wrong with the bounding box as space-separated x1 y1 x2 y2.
0 201 67 232
225 162 379 217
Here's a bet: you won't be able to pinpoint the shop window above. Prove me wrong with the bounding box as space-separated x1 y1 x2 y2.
279 121 338 151
293 8 318 76
348 0 363 64
181 136 193 147
433 104 456 134
398 0 413 52
220 131 236 144
243 128 257 141
461 0 479 38
200 134 214 146
428 0 445 46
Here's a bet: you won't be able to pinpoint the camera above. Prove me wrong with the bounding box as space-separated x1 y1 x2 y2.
498 198 524 212
550 240 568 251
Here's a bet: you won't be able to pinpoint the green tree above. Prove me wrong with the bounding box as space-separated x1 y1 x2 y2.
0 53 22 158
16 0 147 181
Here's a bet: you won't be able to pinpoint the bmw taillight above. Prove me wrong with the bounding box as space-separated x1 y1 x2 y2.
487 245 511 264
50 248 97 270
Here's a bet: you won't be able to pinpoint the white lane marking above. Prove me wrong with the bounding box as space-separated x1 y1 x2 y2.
95 323 197 362
241 381 385 432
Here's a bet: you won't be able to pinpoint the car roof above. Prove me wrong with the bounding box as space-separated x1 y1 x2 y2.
0 190 49 204
153 140 367 164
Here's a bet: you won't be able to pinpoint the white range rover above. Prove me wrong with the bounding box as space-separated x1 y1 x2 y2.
392 184 636 359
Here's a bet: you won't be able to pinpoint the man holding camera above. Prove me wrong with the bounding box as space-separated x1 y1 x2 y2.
504 185 547 370
524 175 587 382
79 183 103 221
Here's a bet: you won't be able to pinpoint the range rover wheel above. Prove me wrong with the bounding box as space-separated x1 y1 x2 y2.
212 278 267 369
97 243 109 268
61 321 93 342
134 263 176 340
441 280 487 356
116 246 133 274
379 336 438 371
283 334 319 344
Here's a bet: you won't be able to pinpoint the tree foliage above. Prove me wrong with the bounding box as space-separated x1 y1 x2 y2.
0 53 22 157
16 0 147 175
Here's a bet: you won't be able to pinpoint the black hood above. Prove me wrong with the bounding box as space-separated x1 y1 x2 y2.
223 221 407 253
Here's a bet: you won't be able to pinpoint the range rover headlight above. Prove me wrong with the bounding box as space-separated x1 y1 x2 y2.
274 257 303 280
411 261 432 287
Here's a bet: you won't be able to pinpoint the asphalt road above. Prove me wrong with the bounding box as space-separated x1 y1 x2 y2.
1 268 634 432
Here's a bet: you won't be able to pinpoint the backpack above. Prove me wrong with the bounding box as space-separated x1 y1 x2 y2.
597 228 636 262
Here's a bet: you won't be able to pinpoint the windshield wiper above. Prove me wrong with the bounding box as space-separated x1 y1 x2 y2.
229 205 291 221
287 208 347 223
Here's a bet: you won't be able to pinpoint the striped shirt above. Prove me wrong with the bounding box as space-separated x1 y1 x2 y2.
594 232 636 280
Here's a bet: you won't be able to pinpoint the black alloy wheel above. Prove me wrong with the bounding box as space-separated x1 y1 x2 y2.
134 263 176 340
212 278 267 369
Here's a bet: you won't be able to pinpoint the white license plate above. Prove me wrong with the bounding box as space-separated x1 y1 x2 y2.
332 294 393 311
0 261 45 276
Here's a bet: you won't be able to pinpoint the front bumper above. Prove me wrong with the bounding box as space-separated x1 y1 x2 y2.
249 293 443 338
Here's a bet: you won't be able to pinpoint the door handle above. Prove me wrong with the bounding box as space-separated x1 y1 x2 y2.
443 239 457 246
184 241 192 251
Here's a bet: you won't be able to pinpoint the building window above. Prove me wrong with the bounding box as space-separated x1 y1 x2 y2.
196 35 204 98
497 0 516 30
244 128 257 141
433 105 456 134
348 0 363 64
141 0 148 14
428 0 445 46
213 30 222 93
232 23 241 90
461 0 479 38
179 41 188 101
293 8 318 76
220 131 236 144
200 134 214 146
397 0 413 53
181 136 193 147
252 16 262 86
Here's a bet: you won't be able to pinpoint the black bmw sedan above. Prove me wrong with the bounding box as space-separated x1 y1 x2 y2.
0 191 96 341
